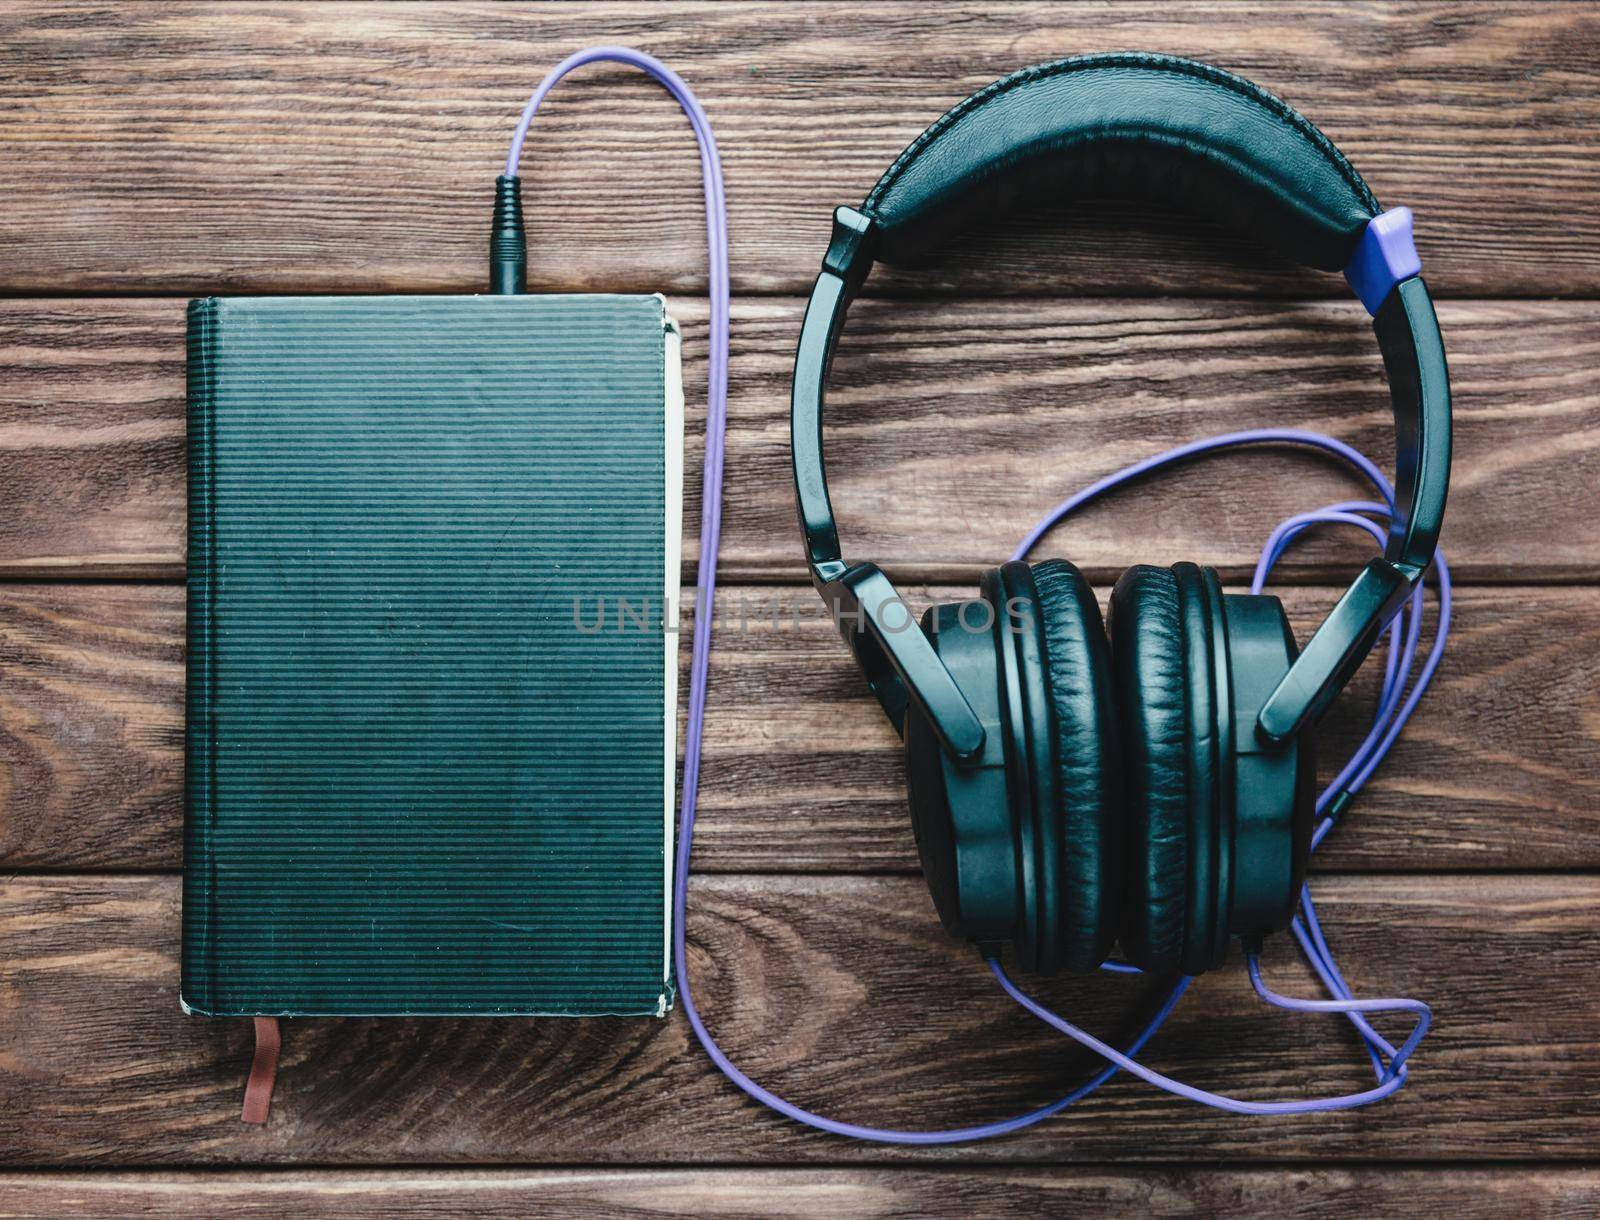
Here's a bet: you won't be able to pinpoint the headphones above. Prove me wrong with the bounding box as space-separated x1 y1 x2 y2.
789 54 1451 977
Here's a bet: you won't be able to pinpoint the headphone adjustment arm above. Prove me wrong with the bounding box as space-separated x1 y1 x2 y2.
790 207 880 574
1255 557 1413 745
813 561 986 763
823 205 876 289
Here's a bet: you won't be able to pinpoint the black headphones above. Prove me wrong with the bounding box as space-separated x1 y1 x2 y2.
789 55 1451 976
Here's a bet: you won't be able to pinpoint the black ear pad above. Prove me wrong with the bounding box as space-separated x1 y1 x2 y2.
989 561 1059 974
863 53 1378 269
1110 562 1233 974
1170 561 1230 973
1108 565 1192 970
1030 560 1121 971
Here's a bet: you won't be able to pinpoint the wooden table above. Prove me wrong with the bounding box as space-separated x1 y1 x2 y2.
2 3 1597 1215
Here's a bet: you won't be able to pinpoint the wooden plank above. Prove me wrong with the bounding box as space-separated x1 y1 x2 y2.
2 296 1596 582
1 1167 1596 1217
1 3 1596 299
3 582 1595 874
0 583 181 870
0 872 1595 1164
0 301 184 577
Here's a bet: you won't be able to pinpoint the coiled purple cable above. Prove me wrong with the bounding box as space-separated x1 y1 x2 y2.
995 430 1441 1115
512 50 1442 1143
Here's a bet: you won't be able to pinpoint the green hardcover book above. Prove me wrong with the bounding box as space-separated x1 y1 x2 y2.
182 294 682 1018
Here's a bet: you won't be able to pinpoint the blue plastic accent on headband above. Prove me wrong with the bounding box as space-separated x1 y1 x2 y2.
1344 206 1422 315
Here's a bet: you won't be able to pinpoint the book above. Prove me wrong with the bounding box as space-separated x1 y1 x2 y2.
182 294 682 1018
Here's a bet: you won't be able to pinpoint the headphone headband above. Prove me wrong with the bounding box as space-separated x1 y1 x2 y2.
864 53 1378 269
791 55 1450 758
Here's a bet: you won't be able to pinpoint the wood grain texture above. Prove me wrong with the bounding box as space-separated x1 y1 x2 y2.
3 582 1594 874
2 296 1596 582
1 3 1597 298
1 872 1596 1165
3 0 1596 1194
2 1167 1597 1218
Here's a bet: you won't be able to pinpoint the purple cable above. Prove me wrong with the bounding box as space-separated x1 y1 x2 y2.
512 53 1441 1140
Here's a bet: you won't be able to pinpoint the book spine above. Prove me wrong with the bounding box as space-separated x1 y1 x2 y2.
181 298 219 1015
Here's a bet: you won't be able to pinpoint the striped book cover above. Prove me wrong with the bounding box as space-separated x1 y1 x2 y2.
182 294 681 1018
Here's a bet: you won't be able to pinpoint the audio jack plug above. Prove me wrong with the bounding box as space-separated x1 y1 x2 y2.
490 175 526 294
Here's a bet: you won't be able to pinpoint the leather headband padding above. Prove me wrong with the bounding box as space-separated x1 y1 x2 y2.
863 53 1378 270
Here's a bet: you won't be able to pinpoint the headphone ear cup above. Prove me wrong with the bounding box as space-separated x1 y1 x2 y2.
1030 560 1121 971
1224 588 1317 941
903 559 1123 975
903 589 1011 949
1109 564 1194 972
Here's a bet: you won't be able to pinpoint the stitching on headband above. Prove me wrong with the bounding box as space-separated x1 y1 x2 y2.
862 53 1377 218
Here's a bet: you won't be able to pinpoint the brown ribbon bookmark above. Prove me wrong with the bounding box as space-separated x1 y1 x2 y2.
240 1016 281 1124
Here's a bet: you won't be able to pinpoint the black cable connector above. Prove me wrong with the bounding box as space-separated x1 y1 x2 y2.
490 175 526 295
